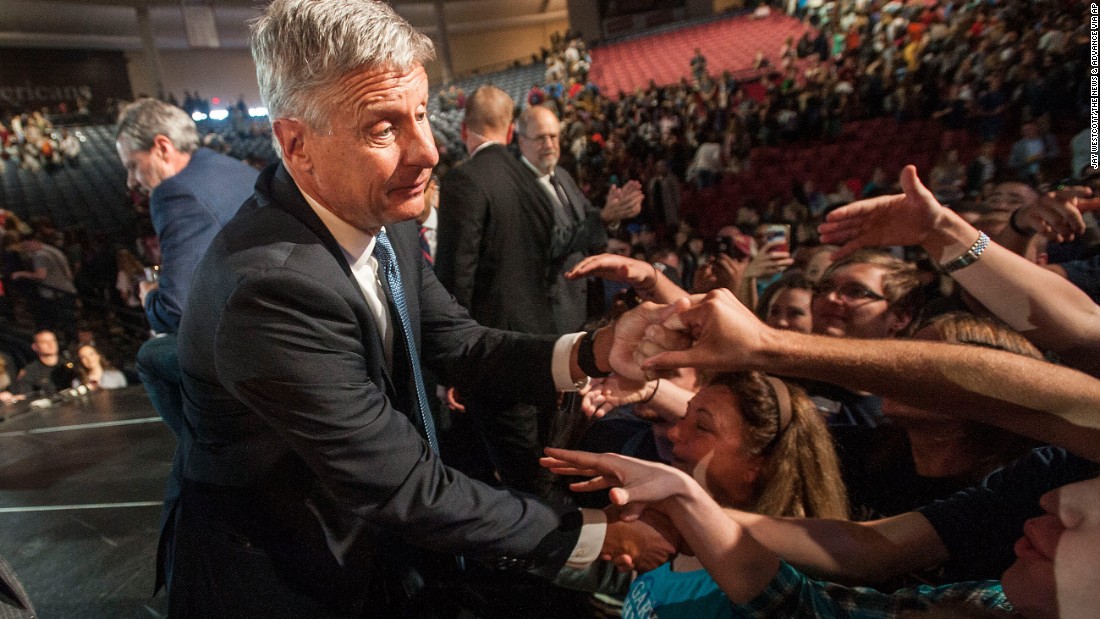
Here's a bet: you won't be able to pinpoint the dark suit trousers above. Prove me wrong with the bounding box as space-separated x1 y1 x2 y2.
171 477 469 618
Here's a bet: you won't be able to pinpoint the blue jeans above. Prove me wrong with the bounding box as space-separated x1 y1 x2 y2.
137 334 187 595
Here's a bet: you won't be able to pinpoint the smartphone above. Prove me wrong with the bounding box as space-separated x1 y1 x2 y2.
755 223 791 253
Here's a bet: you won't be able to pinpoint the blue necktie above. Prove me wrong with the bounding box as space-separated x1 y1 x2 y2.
373 230 439 454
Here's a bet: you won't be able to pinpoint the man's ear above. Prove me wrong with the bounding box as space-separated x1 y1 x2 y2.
150 134 175 158
505 122 515 144
273 118 309 173
460 121 468 143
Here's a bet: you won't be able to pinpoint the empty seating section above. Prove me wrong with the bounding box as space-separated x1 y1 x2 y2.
680 116 975 234
0 125 133 236
590 14 808 95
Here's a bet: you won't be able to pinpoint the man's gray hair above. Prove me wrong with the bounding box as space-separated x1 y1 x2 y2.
516 105 556 138
251 0 435 144
115 98 199 153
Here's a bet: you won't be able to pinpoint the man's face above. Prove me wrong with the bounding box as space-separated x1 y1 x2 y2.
32 332 58 358
1001 476 1100 619
518 108 561 175
290 65 438 231
811 263 906 339
116 139 171 194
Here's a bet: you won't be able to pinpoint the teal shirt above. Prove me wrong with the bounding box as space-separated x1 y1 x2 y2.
624 561 1012 618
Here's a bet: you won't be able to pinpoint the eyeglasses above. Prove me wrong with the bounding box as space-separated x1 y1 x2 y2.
813 281 887 304
519 133 558 144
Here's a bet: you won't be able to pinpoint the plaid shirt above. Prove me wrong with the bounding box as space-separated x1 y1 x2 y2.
736 561 1013 618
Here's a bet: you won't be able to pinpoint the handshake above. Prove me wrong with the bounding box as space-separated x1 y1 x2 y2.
598 288 771 389
561 288 774 572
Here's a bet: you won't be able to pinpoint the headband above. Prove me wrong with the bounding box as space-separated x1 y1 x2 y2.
764 375 793 437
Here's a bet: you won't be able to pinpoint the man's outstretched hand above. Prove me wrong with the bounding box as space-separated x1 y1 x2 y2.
818 165 946 259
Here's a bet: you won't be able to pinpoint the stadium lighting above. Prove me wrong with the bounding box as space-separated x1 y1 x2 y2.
208 109 230 121
191 111 208 121
248 107 268 118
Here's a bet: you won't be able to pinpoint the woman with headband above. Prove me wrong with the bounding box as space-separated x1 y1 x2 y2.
571 371 847 617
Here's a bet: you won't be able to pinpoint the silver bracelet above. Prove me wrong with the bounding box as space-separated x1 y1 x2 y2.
939 231 990 274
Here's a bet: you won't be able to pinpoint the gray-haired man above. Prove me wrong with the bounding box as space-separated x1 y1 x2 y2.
114 98 259 594
169 0 672 615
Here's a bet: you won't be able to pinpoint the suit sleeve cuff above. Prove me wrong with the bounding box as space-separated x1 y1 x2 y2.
564 508 607 569
552 332 588 392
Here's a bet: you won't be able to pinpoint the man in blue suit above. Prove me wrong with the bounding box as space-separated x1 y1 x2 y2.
114 97 259 592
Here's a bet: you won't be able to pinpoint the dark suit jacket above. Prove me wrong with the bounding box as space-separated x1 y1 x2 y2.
436 145 606 335
144 148 258 333
173 163 581 615
543 163 608 333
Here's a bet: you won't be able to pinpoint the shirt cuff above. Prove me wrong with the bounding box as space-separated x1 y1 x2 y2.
565 508 607 569
552 332 587 392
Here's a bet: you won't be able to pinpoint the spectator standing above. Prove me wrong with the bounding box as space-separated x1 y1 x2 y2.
114 97 259 593
690 48 708 84
1008 121 1058 183
11 235 77 341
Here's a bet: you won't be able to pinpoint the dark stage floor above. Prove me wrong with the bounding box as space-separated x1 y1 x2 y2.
0 386 171 618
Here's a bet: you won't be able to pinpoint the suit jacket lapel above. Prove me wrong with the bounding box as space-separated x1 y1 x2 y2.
261 163 397 399
512 154 558 224
553 167 587 221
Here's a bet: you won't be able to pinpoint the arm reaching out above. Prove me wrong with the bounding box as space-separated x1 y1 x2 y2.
543 448 781 601
567 253 688 304
819 165 1100 375
641 289 1100 461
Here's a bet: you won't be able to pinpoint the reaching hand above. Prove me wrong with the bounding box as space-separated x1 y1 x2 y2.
581 375 656 418
566 253 655 287
742 239 794 279
607 302 693 381
1012 186 1097 243
542 448 695 520
601 513 681 573
818 165 947 259
602 510 682 573
641 289 770 375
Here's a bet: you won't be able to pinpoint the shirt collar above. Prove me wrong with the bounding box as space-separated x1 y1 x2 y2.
469 141 498 158
300 188 379 267
421 206 437 231
520 155 550 180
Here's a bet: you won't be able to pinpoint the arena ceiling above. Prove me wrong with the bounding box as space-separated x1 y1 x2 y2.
0 0 569 51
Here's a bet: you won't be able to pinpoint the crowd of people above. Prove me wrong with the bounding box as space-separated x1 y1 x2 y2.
0 111 82 171
428 0 1088 264
419 0 1097 616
